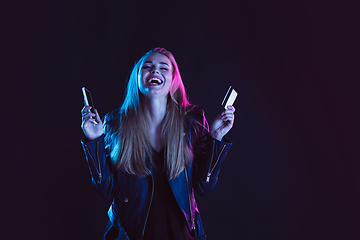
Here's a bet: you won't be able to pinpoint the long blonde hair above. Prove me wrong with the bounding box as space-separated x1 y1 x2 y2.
105 48 192 179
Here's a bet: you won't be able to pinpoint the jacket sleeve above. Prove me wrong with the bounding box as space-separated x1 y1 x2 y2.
191 109 232 196
81 135 115 200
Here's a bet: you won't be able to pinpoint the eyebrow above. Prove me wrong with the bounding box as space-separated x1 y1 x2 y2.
144 61 169 66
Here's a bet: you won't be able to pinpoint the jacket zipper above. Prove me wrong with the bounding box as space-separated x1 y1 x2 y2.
206 144 226 184
84 143 102 184
205 139 215 184
142 173 154 236
185 168 195 231
95 141 102 184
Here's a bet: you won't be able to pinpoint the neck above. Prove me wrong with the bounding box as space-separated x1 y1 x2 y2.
142 96 168 125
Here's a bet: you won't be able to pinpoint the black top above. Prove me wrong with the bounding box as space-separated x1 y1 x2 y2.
142 148 194 240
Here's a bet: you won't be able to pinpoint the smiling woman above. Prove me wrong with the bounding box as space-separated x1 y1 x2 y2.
80 48 235 240
138 53 173 99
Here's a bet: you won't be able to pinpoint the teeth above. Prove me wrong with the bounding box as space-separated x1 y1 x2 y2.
148 78 163 84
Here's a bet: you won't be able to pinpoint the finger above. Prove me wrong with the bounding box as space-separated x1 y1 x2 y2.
82 116 98 128
82 115 93 123
81 106 92 116
226 105 235 111
224 108 235 115
223 115 234 120
82 115 96 125
94 109 101 123
81 118 91 130
222 110 232 117
222 112 234 120
81 105 92 112
88 118 98 125
223 111 234 116
222 117 234 124
223 116 234 123
222 115 235 123
82 112 96 121
226 105 235 113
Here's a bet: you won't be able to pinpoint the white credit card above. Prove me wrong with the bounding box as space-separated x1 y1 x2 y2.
221 86 238 109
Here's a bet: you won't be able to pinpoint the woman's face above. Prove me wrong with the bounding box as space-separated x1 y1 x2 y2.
139 53 173 99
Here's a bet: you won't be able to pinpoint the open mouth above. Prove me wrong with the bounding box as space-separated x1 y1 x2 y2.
147 77 164 86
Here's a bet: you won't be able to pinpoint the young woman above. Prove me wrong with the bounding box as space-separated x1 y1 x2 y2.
81 48 235 240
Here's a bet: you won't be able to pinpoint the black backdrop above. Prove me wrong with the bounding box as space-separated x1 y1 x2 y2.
4 0 359 239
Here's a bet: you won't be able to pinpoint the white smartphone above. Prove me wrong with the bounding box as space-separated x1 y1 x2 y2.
221 86 238 109
82 87 95 113
82 87 98 124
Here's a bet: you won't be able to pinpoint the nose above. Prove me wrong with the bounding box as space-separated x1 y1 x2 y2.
151 67 160 74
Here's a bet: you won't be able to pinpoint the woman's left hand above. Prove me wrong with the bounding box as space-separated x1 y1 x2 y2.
210 106 235 141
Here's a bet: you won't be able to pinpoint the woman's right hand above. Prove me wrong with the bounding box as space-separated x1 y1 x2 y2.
81 105 103 141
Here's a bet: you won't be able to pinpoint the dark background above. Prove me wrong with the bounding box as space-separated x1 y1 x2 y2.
4 0 359 239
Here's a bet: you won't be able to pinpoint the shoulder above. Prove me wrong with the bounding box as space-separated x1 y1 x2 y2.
103 109 121 133
103 109 120 121
185 105 209 132
185 105 205 120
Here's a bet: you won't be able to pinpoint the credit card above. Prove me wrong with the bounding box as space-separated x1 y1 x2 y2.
221 86 238 109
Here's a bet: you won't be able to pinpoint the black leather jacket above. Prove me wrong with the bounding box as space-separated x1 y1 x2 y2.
81 106 232 239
